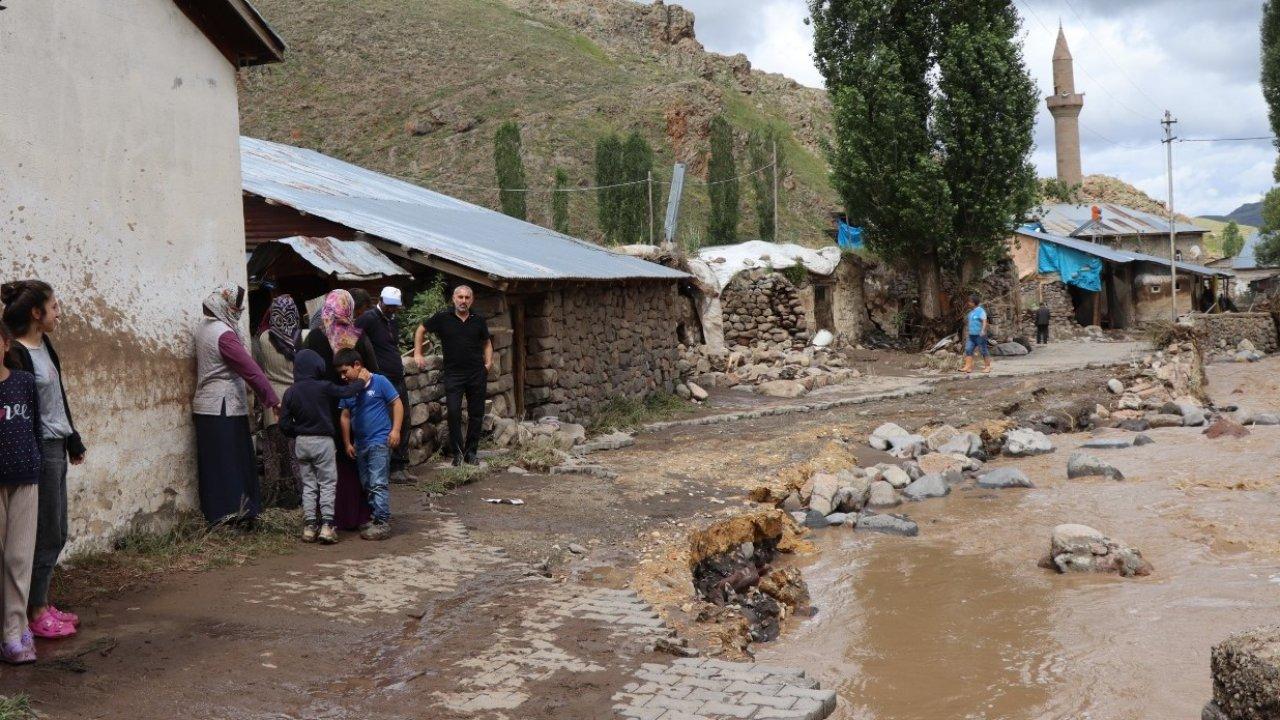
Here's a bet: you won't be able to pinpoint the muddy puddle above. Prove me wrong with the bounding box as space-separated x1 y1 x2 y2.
758 423 1280 719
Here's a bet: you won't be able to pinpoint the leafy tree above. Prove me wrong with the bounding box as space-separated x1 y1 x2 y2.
1039 178 1082 205
595 134 624 243
1221 220 1245 258
493 121 527 220
1256 188 1280 266
706 115 740 245
619 132 658 244
810 0 952 320
1264 1 1280 179
551 168 570 235
748 128 783 240
935 0 1040 284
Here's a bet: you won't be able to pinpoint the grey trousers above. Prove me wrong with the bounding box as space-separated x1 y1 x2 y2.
30 437 67 609
295 435 337 524
0 484 37 643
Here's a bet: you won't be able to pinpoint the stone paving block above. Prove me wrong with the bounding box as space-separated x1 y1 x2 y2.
680 677 731 692
698 700 757 718
778 686 837 710
617 707 664 720
741 693 797 710
647 695 704 713
725 680 787 695
750 664 807 678
753 707 816 720
655 712 712 720
672 658 706 668
790 696 824 718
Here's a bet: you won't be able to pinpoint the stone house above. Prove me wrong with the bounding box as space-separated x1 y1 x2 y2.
1 0 283 549
1031 203 1208 260
1208 231 1280 299
239 137 688 463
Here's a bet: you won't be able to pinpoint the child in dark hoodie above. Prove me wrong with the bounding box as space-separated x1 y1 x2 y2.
280 349 366 544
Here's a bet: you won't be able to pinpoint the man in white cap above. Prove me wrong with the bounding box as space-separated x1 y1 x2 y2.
357 286 410 481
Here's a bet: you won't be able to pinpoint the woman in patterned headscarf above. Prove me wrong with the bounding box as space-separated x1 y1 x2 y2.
253 295 303 508
302 289 380 531
193 284 280 526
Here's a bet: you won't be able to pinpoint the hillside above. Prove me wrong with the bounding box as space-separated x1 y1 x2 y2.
1202 200 1264 229
238 0 839 248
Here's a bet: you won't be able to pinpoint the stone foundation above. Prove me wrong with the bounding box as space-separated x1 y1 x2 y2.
720 270 809 350
1191 313 1278 353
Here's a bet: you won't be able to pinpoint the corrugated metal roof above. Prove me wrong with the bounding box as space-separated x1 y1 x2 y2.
240 137 687 283
1034 203 1206 238
1015 228 1232 277
268 236 409 281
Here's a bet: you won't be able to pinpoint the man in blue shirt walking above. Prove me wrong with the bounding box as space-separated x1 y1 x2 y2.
963 293 992 376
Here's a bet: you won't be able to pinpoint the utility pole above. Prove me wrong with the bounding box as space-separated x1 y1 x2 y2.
772 139 779 242
1162 110 1178 324
647 170 655 245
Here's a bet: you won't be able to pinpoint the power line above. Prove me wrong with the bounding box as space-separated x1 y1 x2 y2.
1059 0 1164 111
1177 136 1276 143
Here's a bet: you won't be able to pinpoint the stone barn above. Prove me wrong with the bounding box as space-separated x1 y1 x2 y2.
1 0 283 549
239 137 688 462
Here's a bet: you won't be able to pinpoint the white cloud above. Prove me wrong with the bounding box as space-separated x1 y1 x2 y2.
648 0 1276 215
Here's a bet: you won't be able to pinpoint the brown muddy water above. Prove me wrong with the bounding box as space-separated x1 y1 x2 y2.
758 421 1280 720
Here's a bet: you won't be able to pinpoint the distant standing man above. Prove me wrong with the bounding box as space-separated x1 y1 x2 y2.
1034 303 1052 345
962 293 992 376
413 285 492 466
357 287 409 481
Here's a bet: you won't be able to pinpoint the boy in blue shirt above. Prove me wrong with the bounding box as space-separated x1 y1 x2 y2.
335 348 403 541
963 293 992 376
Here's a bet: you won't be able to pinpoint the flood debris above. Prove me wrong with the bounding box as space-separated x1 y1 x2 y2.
1204 625 1280 720
1038 523 1152 577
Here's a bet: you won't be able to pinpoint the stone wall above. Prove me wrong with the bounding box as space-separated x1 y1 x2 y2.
720 271 809 350
1015 279 1079 338
1191 312 1278 353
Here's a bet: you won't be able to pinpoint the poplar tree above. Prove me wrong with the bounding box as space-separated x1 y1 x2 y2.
551 168 570 235
748 128 782 240
707 115 740 245
618 132 656 244
1263 1 1280 179
595 133 623 243
1221 220 1244 259
493 121 527 220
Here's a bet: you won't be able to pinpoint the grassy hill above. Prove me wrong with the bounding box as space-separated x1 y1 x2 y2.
238 0 839 249
1191 216 1257 260
1202 201 1263 229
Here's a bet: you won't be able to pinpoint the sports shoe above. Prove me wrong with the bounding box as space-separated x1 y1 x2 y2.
301 524 319 543
49 606 80 627
1 636 34 665
318 524 338 544
29 609 75 639
360 520 391 541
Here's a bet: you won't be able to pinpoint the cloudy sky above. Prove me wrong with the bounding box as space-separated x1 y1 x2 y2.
650 0 1274 217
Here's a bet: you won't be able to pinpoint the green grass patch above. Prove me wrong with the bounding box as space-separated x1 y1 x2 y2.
0 695 33 720
586 393 697 434
55 508 301 607
417 463 491 494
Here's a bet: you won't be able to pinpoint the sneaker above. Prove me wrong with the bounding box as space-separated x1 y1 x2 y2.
49 606 80 627
1 637 34 665
357 520 374 532
451 455 463 467
360 520 391 541
29 609 75 639
464 453 480 466
318 524 338 544
301 524 319 543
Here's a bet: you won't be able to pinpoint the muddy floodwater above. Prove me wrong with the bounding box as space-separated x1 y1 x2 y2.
758 365 1280 719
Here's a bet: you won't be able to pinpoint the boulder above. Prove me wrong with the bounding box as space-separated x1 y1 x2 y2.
1239 338 1258 352
1208 625 1280 720
1134 434 1155 446
854 512 919 537
902 473 951 501
869 422 911 451
802 509 829 529
976 467 1034 489
758 379 807 398
1118 393 1143 411
1081 437 1133 450
687 382 709 401
1117 418 1151 432
825 512 851 527
833 471 872 513
1243 412 1280 426
1040 523 1152 577
1204 419 1250 440
902 460 924 480
937 432 983 457
1182 408 1208 427
924 424 960 452
888 434 928 458
867 480 901 508
879 465 912 489
808 473 840 516
991 341 1029 356
1003 428 1055 457
1067 452 1125 480
1107 378 1125 395
1145 413 1184 429
780 492 803 513
917 453 972 477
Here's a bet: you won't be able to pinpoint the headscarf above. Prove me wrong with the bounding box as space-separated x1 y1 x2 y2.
266 295 301 360
320 289 361 353
203 284 245 341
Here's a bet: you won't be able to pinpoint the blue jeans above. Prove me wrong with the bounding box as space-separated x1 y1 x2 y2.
964 335 990 357
355 444 391 522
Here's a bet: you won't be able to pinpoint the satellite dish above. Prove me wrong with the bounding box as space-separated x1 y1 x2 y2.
1188 245 1202 260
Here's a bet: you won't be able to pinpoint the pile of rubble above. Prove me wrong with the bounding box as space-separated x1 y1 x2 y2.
1206 338 1266 364
1098 334 1214 431
679 344 863 399
719 270 809 350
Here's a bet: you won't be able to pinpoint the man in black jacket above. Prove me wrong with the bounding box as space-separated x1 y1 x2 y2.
356 287 409 481
413 285 492 466
1034 303 1052 345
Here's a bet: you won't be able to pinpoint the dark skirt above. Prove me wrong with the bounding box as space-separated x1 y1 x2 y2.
334 452 372 531
193 412 260 526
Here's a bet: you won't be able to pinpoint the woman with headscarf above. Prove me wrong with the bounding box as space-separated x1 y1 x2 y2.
302 290 379 531
253 295 303 508
193 285 280 526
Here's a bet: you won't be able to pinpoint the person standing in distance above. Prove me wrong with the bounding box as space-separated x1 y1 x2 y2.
412 285 492 466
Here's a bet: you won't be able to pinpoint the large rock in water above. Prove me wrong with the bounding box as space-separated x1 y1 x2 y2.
854 512 919 537
879 464 912 489
867 480 901 508
1207 625 1280 720
1067 451 1125 480
1039 523 1152 577
869 422 911 451
1003 428 1054 457
757 379 807 399
808 473 840 516
977 467 1034 489
902 473 951 501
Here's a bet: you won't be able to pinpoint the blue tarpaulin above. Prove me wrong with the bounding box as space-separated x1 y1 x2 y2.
1037 238 1102 292
837 220 864 250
